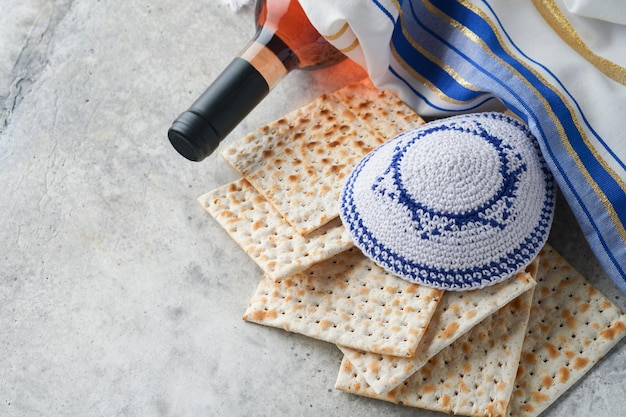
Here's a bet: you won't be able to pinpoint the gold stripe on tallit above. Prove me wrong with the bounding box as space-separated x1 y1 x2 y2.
397 7 482 93
387 2 483 106
390 44 473 106
532 0 626 86
325 22 349 41
339 38 360 54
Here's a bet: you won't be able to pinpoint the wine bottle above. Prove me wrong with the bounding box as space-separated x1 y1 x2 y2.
168 0 345 161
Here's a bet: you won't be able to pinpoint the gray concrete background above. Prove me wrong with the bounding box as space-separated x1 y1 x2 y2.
1 1 624 416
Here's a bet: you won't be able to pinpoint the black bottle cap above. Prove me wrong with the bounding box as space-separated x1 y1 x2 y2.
168 111 219 162
168 57 271 162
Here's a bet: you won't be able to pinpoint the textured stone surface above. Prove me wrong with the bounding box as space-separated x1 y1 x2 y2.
1 1 623 416
0 0 73 130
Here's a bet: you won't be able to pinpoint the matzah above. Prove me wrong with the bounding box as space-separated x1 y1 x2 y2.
506 244 626 416
242 247 443 357
221 79 424 235
198 178 353 280
333 78 424 140
336 288 535 417
339 264 537 395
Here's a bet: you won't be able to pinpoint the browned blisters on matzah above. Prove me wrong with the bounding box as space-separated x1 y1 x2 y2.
336 289 535 417
242 248 442 357
221 78 424 235
333 78 422 141
338 266 537 395
198 178 353 280
506 244 626 417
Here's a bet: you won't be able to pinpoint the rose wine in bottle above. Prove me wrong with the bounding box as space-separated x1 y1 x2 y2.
168 0 345 161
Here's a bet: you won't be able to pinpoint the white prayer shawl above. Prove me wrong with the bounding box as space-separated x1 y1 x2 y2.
300 0 626 294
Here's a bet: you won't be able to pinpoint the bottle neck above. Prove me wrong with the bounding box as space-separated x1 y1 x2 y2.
239 27 299 90
168 0 345 162
254 0 344 70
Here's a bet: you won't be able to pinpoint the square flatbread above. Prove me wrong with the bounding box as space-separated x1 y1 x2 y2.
221 79 424 235
339 262 538 395
336 288 535 417
198 178 353 280
506 244 626 416
242 247 443 357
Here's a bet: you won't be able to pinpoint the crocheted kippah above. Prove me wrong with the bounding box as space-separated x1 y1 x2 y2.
339 112 555 290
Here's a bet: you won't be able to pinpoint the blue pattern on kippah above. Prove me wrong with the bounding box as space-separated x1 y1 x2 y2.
339 113 556 290
372 120 527 234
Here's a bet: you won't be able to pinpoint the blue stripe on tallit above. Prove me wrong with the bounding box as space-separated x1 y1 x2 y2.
386 1 499 112
371 0 396 22
391 13 484 102
387 66 498 112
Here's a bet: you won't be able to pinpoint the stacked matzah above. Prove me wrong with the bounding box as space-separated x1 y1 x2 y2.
197 80 626 416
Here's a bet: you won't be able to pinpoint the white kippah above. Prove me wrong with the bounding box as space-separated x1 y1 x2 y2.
339 112 556 290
